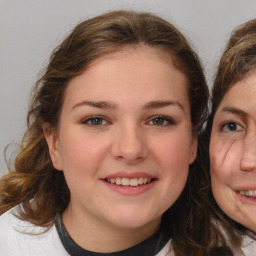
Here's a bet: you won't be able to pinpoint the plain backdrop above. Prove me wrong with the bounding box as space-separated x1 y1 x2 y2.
1 0 256 176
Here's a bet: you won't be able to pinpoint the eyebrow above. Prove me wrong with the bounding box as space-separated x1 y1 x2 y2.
221 106 246 116
143 100 184 112
71 100 184 112
71 101 118 110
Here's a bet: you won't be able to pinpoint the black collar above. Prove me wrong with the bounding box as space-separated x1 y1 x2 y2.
55 214 170 256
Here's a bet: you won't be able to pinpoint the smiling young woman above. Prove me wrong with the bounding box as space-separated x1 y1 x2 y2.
47 46 197 252
0 10 211 256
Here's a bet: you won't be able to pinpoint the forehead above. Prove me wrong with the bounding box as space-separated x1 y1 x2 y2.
63 46 189 108
214 73 256 122
219 73 256 108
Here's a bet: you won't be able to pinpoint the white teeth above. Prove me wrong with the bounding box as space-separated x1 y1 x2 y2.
138 177 144 185
130 178 138 186
106 177 153 187
239 190 256 197
116 177 122 185
122 178 130 186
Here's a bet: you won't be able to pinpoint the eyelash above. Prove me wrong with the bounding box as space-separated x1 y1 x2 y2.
221 121 244 132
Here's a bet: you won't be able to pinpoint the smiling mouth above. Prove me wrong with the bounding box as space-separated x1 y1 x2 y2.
104 177 154 187
238 190 256 198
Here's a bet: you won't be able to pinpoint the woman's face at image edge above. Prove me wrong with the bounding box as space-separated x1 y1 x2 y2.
210 73 256 232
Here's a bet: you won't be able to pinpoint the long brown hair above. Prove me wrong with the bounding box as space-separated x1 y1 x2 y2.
203 18 256 253
0 10 210 255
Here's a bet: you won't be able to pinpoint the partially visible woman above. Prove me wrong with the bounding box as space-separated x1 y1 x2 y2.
205 19 256 255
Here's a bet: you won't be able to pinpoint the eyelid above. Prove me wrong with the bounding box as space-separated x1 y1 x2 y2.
220 121 244 132
80 115 111 125
146 115 176 126
80 114 176 126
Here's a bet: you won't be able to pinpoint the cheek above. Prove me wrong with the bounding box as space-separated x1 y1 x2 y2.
210 143 234 213
152 132 193 174
59 132 110 177
210 135 243 194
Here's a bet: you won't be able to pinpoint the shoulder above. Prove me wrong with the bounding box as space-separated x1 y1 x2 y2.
0 205 45 237
209 218 252 256
241 235 256 256
0 205 69 256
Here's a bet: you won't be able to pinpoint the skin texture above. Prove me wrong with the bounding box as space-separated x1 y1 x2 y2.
44 46 197 252
210 73 256 233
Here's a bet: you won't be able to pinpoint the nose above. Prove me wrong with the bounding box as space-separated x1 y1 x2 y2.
111 123 148 164
240 131 256 172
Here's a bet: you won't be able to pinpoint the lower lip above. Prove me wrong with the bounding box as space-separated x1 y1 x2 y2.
101 180 156 195
236 192 256 203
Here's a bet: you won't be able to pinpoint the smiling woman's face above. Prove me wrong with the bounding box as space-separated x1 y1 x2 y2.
210 73 256 232
44 46 197 251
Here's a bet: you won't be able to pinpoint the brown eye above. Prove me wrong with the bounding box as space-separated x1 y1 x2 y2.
152 117 165 125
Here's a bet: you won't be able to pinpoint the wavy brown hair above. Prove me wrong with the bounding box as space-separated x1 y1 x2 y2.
202 18 256 253
0 10 213 255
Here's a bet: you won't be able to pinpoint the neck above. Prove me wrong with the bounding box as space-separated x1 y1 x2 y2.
62 204 160 253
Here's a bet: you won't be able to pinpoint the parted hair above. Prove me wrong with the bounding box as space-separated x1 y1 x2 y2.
203 18 256 252
0 10 213 256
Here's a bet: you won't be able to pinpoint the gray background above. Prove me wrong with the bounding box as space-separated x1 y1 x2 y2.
1 0 256 176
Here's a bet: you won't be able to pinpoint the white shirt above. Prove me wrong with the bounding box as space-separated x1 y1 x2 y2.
0 207 172 256
0 207 69 256
2 206 255 256
240 235 256 256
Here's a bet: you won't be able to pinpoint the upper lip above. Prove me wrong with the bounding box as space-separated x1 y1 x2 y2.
234 187 256 192
101 172 157 180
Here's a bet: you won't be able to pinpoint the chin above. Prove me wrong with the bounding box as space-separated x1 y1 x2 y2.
108 209 160 230
112 220 158 231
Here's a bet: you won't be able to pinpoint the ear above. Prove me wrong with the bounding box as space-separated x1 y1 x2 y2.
189 135 198 164
189 122 202 164
43 123 63 171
